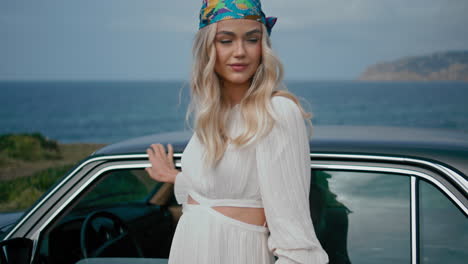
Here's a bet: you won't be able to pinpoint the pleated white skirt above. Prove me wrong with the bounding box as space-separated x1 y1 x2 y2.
168 204 275 264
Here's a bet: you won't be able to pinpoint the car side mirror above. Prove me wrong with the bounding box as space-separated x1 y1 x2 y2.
0 238 33 264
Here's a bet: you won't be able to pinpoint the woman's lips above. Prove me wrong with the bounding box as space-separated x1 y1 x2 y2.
229 64 248 72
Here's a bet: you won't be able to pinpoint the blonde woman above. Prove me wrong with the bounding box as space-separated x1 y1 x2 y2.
145 0 329 263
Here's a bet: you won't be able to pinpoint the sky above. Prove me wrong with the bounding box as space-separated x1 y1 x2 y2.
1 0 468 81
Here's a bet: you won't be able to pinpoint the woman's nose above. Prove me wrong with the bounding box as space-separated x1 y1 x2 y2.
233 41 246 57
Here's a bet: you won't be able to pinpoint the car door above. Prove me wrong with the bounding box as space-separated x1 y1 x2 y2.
37 160 179 264
309 153 467 264
2 155 179 264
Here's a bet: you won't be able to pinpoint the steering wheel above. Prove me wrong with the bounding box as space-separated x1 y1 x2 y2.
80 211 143 258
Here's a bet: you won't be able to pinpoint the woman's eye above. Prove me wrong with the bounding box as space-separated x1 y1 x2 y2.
220 40 232 44
247 38 259 43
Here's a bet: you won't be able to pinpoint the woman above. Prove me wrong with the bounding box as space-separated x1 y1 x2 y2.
145 0 329 263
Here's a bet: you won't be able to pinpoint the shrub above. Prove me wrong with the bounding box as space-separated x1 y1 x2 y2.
0 132 61 161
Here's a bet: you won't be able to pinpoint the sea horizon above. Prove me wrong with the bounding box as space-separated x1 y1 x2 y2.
1 80 467 144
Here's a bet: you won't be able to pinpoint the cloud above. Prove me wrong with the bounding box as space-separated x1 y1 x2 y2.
106 1 199 33
2 0 467 80
0 14 32 27
265 0 468 30
107 15 198 33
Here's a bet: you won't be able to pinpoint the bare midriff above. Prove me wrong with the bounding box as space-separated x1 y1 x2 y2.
187 195 267 227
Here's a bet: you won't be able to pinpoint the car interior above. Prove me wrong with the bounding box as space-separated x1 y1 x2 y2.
35 169 181 264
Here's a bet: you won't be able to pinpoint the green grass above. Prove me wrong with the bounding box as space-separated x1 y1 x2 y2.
0 132 61 162
0 164 74 212
0 132 106 212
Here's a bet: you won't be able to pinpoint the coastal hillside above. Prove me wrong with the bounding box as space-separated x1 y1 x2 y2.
359 50 468 81
0 133 106 212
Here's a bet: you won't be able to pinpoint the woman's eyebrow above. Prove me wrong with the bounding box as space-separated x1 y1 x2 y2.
216 29 262 36
216 31 236 36
245 29 262 36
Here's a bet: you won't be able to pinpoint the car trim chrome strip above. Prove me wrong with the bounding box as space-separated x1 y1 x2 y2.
29 238 38 264
410 176 418 264
311 153 468 194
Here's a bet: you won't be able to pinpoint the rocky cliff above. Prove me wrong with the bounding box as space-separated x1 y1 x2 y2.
359 50 468 81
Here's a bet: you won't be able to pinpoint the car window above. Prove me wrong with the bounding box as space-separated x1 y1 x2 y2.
311 170 410 264
37 168 177 264
419 178 468 264
75 169 161 209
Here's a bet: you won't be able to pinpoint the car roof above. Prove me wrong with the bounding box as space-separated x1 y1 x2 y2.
92 125 468 178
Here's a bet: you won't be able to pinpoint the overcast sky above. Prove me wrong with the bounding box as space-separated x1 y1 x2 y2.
1 0 467 81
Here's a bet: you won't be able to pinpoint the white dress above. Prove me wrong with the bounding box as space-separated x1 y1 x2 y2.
168 96 329 264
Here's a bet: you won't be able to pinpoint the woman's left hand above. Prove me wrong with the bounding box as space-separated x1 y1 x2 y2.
145 143 179 184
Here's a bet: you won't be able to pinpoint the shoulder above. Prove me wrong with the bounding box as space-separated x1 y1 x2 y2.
271 94 295 106
270 95 302 121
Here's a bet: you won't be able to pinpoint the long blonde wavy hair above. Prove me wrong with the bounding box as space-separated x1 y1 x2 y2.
186 22 313 168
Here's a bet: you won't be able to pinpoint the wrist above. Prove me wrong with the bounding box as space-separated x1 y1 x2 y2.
172 169 181 184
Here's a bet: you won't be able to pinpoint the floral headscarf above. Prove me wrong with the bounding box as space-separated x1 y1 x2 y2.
199 0 277 35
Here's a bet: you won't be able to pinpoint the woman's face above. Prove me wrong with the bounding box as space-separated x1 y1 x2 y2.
214 19 262 88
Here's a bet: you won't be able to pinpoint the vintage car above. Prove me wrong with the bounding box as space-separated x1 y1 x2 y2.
1 126 467 264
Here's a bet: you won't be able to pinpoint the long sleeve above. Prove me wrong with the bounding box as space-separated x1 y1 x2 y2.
255 96 329 264
174 170 190 205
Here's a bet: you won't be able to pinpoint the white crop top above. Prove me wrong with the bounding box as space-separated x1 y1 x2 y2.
174 96 329 264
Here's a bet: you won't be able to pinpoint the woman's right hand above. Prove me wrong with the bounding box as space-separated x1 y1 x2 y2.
145 143 179 184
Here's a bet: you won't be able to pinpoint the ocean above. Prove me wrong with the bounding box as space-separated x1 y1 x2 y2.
1 80 467 144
